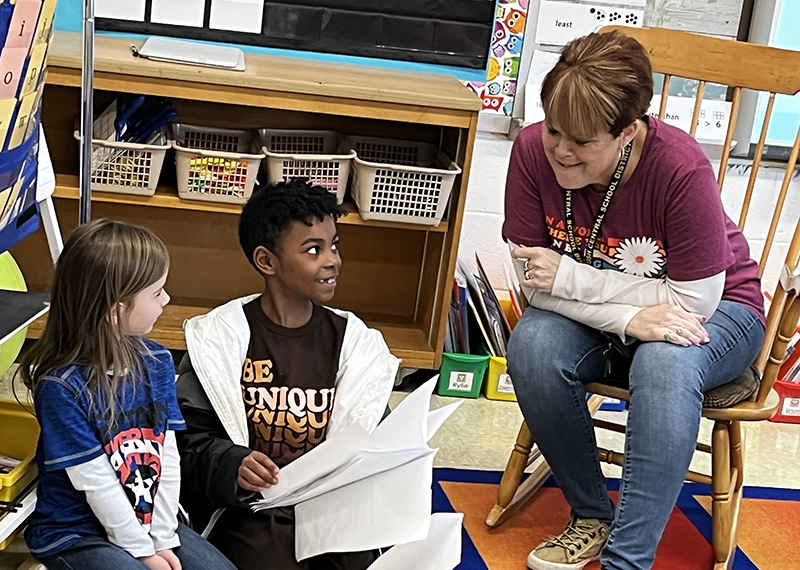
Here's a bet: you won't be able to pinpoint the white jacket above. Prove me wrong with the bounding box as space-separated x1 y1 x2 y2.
183 295 400 446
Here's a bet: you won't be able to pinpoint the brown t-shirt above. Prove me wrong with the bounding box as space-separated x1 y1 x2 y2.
241 298 347 467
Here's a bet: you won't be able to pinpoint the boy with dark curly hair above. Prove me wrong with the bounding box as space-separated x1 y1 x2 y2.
176 179 399 570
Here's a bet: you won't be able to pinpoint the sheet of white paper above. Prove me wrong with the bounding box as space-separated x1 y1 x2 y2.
294 452 436 561
582 0 645 5
36 127 55 201
527 50 561 87
253 377 459 511
535 1 644 47
365 513 464 570
427 402 461 441
523 50 561 125
524 83 544 125
255 422 371 508
209 0 264 34
96 0 145 21
151 0 205 27
301 447 434 501
259 446 435 511
370 375 457 449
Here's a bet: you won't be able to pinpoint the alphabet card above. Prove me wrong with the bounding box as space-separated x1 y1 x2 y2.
0 46 28 98
35 0 59 44
535 1 644 47
8 87 39 148
0 99 16 148
20 41 47 97
5 0 41 51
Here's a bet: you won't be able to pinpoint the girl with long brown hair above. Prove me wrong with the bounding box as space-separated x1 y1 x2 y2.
19 219 235 570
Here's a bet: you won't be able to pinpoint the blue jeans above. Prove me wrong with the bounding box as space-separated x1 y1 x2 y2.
37 523 237 570
506 300 764 570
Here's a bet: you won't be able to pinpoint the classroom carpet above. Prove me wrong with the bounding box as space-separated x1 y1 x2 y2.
433 468 800 570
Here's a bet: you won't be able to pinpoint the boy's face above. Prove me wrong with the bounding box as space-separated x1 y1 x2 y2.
270 216 341 304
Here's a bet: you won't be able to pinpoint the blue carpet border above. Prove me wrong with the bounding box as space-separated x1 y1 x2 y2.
433 469 490 570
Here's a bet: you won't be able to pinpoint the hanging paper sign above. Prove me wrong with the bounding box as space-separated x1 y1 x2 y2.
522 49 561 124
535 1 644 47
647 96 732 144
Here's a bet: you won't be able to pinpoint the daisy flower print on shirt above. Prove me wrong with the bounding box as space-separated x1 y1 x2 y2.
614 237 664 277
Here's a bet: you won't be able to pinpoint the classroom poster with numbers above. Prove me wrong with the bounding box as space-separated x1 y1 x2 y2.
647 96 732 144
534 1 644 47
462 0 531 117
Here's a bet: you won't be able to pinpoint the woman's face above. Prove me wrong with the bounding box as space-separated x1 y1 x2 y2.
541 122 630 190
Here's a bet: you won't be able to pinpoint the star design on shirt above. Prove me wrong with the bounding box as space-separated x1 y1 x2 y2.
614 237 664 277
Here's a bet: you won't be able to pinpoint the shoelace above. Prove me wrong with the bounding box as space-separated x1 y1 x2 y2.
543 520 601 554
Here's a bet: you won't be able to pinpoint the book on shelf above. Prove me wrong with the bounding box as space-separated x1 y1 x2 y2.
445 256 515 359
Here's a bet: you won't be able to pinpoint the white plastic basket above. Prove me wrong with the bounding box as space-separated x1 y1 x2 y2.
74 108 169 197
171 124 264 205
258 129 355 204
343 135 461 226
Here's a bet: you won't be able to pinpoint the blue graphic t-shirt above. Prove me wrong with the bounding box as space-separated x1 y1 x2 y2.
25 339 185 558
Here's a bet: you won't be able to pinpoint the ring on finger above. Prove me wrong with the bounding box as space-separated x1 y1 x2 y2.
524 259 530 271
676 327 684 335
664 332 672 342
524 269 530 280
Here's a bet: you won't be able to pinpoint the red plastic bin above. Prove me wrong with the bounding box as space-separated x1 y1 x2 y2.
770 379 800 423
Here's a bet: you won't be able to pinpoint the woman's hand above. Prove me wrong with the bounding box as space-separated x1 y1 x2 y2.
138 555 172 570
512 246 561 293
157 549 182 570
238 451 280 491
625 304 710 346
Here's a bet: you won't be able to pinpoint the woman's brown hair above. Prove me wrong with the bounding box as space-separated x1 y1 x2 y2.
541 30 654 139
19 219 169 423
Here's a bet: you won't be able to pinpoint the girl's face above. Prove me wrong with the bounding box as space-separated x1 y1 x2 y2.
541 121 632 190
118 271 170 336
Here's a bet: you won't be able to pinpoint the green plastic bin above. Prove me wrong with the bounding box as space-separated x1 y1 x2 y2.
437 352 490 398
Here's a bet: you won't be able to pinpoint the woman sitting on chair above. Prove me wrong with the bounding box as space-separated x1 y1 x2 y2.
504 31 765 570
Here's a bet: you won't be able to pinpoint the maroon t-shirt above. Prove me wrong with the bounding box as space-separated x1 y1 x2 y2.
502 118 764 323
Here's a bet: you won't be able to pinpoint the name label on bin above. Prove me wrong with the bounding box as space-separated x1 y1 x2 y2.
782 397 800 417
449 371 474 392
496 373 515 394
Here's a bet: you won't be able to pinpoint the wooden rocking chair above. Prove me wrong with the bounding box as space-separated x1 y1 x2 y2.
486 26 800 570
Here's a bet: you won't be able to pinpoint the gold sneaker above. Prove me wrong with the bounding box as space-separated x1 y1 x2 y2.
527 515 610 570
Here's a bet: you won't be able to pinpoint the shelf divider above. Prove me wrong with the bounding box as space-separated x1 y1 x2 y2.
53 175 449 233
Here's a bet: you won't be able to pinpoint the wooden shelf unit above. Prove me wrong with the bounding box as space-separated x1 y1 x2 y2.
13 31 480 370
